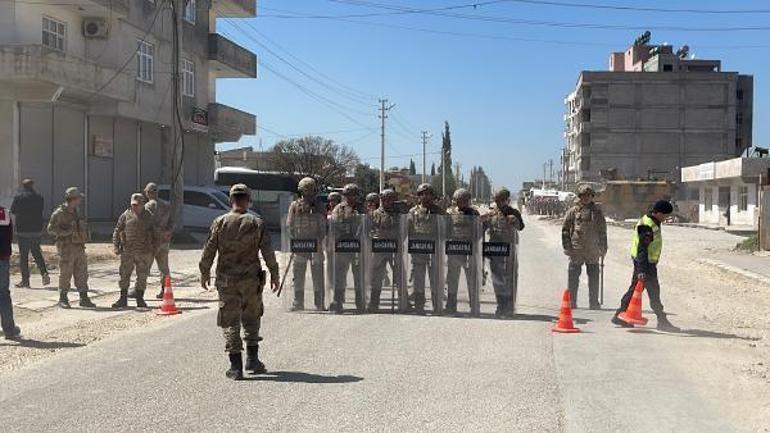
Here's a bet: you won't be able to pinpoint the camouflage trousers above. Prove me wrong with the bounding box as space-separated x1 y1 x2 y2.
217 278 264 354
292 252 325 300
56 243 89 294
446 255 477 299
118 251 153 292
332 254 362 305
153 243 171 286
489 255 518 300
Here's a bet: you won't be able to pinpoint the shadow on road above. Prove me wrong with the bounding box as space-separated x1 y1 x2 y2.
247 371 364 384
627 328 760 341
0 337 85 349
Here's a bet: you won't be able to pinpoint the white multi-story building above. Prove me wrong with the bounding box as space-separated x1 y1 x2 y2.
0 0 257 221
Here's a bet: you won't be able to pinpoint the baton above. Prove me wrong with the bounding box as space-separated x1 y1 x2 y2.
277 253 294 298
599 255 605 305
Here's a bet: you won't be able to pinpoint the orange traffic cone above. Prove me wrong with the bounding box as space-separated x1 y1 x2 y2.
553 289 580 333
618 280 648 326
157 275 181 316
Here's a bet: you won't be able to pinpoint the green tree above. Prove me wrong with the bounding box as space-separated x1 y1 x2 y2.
430 163 436 177
409 159 417 175
431 121 457 198
353 163 380 195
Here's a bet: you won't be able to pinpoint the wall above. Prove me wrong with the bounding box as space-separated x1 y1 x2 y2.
0 101 16 207
698 181 757 228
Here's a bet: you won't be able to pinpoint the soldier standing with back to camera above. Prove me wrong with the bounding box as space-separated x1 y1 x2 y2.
408 183 444 315
484 188 524 318
199 184 280 380
561 185 607 310
445 188 480 316
286 177 326 311
329 183 363 314
368 189 400 312
112 194 159 309
47 187 96 309
144 182 173 300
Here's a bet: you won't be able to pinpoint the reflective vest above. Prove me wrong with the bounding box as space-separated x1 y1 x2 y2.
630 214 662 263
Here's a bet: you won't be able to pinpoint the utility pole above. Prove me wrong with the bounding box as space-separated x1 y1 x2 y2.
169 0 184 232
549 159 554 185
421 130 430 184
378 98 395 192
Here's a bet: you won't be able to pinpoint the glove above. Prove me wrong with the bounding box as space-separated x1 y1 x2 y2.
563 248 574 257
200 274 210 291
637 272 646 281
113 247 121 256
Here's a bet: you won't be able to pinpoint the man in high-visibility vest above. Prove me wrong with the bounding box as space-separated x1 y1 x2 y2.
612 200 680 332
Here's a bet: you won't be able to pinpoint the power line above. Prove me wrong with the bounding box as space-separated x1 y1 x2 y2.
498 0 770 15
258 125 373 138
269 1 770 32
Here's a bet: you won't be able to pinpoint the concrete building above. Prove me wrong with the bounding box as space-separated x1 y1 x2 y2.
0 0 257 222
681 157 770 230
216 146 278 171
563 36 753 184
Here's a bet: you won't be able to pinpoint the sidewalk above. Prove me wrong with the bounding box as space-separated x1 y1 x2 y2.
698 251 770 283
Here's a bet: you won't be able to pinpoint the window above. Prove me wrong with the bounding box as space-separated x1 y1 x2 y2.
704 187 713 209
185 191 223 209
42 16 66 52
181 58 195 97
183 0 196 23
739 186 748 211
662 64 673 71
737 89 744 101
736 111 743 125
136 39 154 83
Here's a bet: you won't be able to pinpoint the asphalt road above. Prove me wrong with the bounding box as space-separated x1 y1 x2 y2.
0 219 762 432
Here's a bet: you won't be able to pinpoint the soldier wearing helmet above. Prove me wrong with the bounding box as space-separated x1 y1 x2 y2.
444 188 481 315
142 182 173 300
199 183 280 380
562 184 607 309
367 189 401 312
407 183 445 314
286 177 327 311
326 191 342 213
483 187 525 318
329 183 364 313
365 192 380 215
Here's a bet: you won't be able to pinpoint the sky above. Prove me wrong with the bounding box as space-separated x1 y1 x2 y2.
215 0 769 191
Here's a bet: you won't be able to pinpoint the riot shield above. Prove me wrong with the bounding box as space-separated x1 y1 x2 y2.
442 214 483 317
281 212 327 312
327 214 367 313
406 213 445 315
483 229 519 317
365 211 407 314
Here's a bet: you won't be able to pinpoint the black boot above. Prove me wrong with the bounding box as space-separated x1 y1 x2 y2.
155 285 165 300
656 314 680 332
135 290 148 308
58 291 71 309
355 290 365 313
15 280 30 288
245 346 267 374
112 290 128 309
226 353 244 380
329 291 344 314
414 292 426 315
611 313 633 328
78 291 96 308
444 293 457 315
314 290 325 311
367 290 381 313
494 295 504 318
503 296 515 318
291 291 304 311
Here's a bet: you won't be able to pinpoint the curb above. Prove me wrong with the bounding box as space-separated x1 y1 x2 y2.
696 258 770 285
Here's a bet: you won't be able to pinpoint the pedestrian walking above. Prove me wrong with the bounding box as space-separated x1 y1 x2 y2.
143 182 173 300
286 177 326 311
112 193 159 309
483 188 524 318
0 205 21 340
611 200 680 332
47 187 95 309
199 184 280 380
10 178 50 288
561 185 607 310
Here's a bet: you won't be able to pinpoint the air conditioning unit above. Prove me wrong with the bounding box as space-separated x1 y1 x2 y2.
82 18 108 38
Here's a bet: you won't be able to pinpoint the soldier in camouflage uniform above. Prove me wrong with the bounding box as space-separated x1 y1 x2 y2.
562 184 607 310
144 182 173 300
408 183 444 315
286 177 326 311
365 192 380 215
484 188 525 318
327 191 342 214
112 194 159 309
329 184 363 314
199 184 280 380
47 187 95 309
367 189 401 312
445 188 480 316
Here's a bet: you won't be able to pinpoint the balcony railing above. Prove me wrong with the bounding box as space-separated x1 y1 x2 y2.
209 33 257 79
